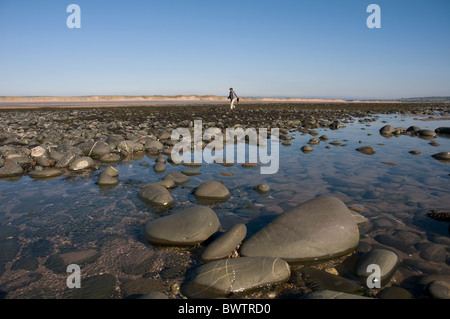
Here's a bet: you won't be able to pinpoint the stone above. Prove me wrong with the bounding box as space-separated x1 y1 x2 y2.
435 127 450 136
99 153 121 163
69 156 94 171
80 141 111 157
415 243 448 263
300 268 362 293
182 257 291 298
30 146 46 158
431 152 450 161
355 249 398 287
376 286 414 299
0 160 24 177
356 146 375 155
63 274 116 299
194 181 230 200
426 280 450 299
374 234 416 254
29 168 63 179
301 145 313 153
55 151 80 168
138 291 169 299
409 150 421 155
145 140 164 152
155 155 166 163
117 140 145 154
153 162 166 173
201 224 247 262
181 169 201 176
301 290 371 299
97 167 119 186
144 205 220 245
141 179 176 190
240 196 360 262
329 140 341 146
416 129 436 137
35 156 52 167
138 184 173 207
163 171 190 185
254 183 270 194
380 125 395 135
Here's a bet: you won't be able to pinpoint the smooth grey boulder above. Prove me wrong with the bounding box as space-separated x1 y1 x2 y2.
302 290 371 299
0 160 23 177
435 127 450 135
99 153 121 163
141 179 176 190
201 224 247 261
153 162 166 173
254 183 270 194
355 249 398 287
426 280 450 299
194 181 230 200
144 205 220 245
55 150 81 168
145 140 164 152
69 156 94 171
29 168 62 179
97 166 119 186
138 184 173 206
240 196 360 262
416 129 436 137
163 171 190 185
182 256 291 298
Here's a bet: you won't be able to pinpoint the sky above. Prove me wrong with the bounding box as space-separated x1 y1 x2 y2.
0 0 449 99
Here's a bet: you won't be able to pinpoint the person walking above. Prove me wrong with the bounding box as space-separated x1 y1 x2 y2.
228 88 239 110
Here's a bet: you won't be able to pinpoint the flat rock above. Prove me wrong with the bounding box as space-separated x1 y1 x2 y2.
431 152 450 161
181 169 201 176
117 140 145 154
426 280 450 299
182 256 291 298
29 168 63 179
144 205 220 245
138 184 173 207
141 179 176 190
240 196 360 262
194 181 230 200
99 153 121 163
201 224 247 261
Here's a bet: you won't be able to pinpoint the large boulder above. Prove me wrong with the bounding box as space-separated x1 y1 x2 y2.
144 205 220 245
182 257 291 298
240 196 359 262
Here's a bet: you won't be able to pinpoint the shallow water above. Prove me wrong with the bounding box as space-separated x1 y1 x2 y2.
0 113 449 299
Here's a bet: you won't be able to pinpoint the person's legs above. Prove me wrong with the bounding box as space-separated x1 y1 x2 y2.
230 98 236 109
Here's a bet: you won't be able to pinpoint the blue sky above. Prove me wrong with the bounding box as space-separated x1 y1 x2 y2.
0 0 449 99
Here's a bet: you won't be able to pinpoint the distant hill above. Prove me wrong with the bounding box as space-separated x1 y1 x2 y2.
396 96 450 103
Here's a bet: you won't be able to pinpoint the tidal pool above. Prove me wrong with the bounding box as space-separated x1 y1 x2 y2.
0 113 449 299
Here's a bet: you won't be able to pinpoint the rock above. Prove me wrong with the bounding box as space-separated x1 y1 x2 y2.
99 153 121 163
153 162 166 173
301 290 371 299
30 146 46 158
141 179 176 190
194 181 230 200
163 171 190 185
380 125 395 135
416 129 436 137
376 287 414 299
155 154 166 163
96 167 118 186
300 268 362 293
355 249 398 287
374 234 416 254
138 184 173 207
145 140 164 152
35 156 52 167
144 205 220 245
138 291 169 299
406 126 421 133
201 224 247 262
182 257 290 298
80 141 111 157
431 152 450 161
181 169 201 176
329 140 341 146
0 160 24 177
301 145 313 153
55 151 80 168
426 280 450 299
29 168 63 179
254 183 270 194
117 140 145 154
308 138 320 145
319 135 329 141
435 127 450 136
240 196 360 262
415 243 448 263
356 146 375 155
64 274 115 299
409 150 421 155
426 210 450 222
69 156 94 171
241 162 259 168
349 209 368 226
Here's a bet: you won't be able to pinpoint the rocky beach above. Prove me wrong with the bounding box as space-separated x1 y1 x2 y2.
0 102 449 299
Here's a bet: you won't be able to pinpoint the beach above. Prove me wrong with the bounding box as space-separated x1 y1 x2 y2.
0 102 449 299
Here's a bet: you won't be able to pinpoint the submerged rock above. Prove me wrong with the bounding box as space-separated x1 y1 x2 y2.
431 152 450 161
201 224 247 262
182 257 290 298
356 146 375 155
240 196 359 262
138 184 173 206
163 171 190 185
355 249 398 287
194 181 230 200
144 205 220 245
